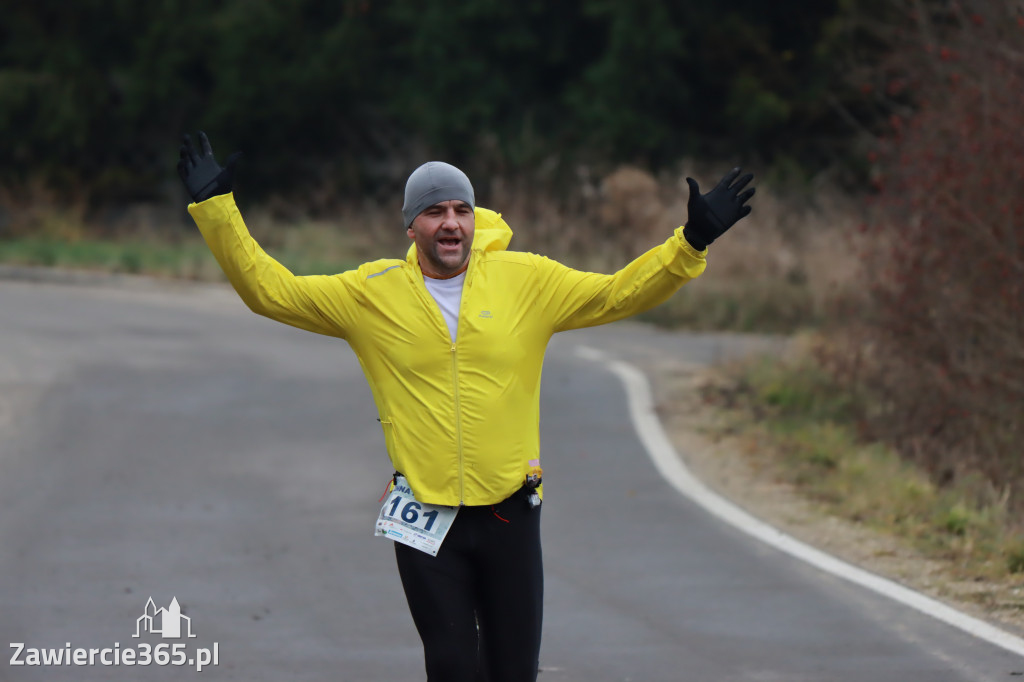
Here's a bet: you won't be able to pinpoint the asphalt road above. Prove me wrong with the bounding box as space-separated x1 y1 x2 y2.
0 277 1020 681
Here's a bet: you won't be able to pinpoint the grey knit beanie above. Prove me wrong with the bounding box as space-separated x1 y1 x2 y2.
402 161 475 227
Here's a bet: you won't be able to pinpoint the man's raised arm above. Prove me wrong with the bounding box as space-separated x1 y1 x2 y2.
543 167 756 333
179 132 360 339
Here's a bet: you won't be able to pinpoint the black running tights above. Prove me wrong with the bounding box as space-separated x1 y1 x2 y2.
394 487 543 682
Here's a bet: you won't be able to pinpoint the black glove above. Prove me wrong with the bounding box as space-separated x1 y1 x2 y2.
177 131 242 203
683 167 755 251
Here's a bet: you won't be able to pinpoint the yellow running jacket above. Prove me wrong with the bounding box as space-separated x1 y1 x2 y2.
189 193 707 506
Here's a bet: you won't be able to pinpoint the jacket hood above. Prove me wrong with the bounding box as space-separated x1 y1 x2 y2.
405 206 511 264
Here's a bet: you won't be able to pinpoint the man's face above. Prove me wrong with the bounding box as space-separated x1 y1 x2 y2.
407 200 475 278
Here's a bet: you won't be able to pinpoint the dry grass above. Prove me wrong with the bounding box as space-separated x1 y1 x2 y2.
0 163 866 335
689 337 1024 585
490 162 865 332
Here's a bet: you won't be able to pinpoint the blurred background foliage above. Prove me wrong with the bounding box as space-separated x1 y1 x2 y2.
1 0 892 209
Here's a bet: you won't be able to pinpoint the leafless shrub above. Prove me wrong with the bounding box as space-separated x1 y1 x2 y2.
828 0 1024 509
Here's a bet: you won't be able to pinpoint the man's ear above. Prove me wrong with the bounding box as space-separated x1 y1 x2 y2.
407 226 415 240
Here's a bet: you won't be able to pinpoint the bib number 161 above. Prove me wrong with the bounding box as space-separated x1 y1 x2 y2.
385 496 440 532
375 475 458 556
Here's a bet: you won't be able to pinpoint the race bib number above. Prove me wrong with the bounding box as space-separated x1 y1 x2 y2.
375 475 458 556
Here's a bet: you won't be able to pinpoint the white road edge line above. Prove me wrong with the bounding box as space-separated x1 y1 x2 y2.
574 344 1024 659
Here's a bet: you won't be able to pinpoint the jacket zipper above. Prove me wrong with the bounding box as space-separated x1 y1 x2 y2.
408 254 472 505
450 254 475 506
451 342 465 505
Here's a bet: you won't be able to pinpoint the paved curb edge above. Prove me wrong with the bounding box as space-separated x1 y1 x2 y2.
575 344 1024 661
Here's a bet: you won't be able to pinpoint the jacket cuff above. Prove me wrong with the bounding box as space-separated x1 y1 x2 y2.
187 192 237 222
674 226 707 260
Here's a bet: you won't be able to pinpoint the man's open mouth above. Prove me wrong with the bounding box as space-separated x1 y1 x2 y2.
437 237 461 250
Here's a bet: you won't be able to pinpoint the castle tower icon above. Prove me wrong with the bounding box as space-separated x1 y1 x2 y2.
134 597 196 638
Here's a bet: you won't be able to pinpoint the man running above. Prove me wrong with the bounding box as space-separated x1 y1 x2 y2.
178 131 754 682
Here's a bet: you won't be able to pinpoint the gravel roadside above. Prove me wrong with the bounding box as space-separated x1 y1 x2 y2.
641 355 1024 639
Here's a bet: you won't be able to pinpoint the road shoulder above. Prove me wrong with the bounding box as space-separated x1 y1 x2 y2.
641 354 1024 639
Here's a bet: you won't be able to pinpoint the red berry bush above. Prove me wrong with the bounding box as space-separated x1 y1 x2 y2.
850 0 1024 505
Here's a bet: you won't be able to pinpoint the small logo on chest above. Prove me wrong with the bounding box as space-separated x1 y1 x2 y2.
478 310 493 319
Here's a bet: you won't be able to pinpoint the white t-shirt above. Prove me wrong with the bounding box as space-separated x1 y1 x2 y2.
422 271 466 342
